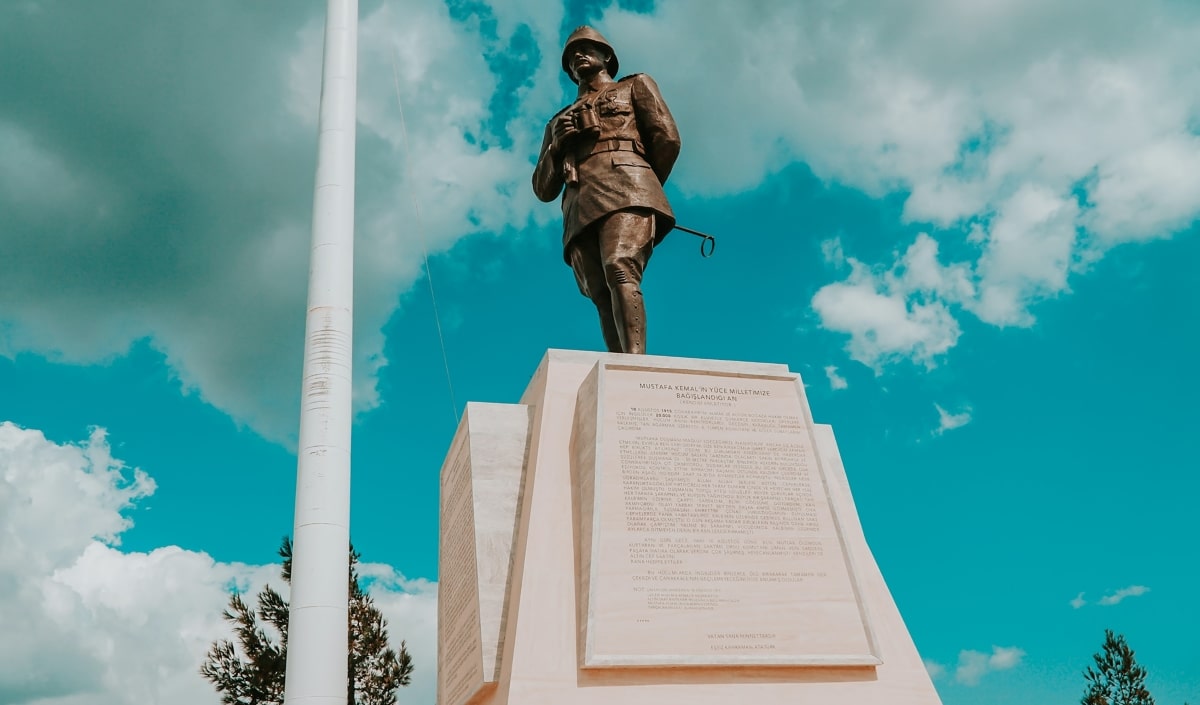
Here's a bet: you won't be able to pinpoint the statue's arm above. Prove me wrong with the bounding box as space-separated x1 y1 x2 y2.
631 74 681 185
532 119 564 202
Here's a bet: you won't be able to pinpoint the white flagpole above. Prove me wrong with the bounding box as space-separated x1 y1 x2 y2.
284 0 357 703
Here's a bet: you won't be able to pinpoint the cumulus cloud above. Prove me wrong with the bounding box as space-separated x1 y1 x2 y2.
934 403 972 435
0 422 436 705
6 0 1199 430
925 645 1024 687
811 235 965 368
1098 585 1151 606
924 659 947 681
587 0 1200 366
361 567 439 705
0 0 561 443
812 189 1082 366
954 646 1026 686
824 365 848 390
1069 585 1150 608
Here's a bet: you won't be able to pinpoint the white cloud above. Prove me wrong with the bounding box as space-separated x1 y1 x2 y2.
603 0 1200 216
587 0 1200 366
924 659 947 681
0 422 436 705
812 236 964 368
934 403 972 435
1086 135 1200 245
0 0 563 443
360 566 439 705
971 186 1079 327
7 0 1200 429
0 121 95 208
1071 592 1087 609
954 646 1026 686
1098 585 1150 606
812 186 1083 362
0 423 153 577
824 365 848 390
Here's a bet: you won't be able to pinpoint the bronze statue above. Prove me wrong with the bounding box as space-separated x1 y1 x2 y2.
533 26 681 354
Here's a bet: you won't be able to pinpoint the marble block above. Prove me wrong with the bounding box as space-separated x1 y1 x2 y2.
437 402 533 705
436 350 942 705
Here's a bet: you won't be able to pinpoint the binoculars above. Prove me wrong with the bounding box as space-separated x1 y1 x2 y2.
567 105 601 138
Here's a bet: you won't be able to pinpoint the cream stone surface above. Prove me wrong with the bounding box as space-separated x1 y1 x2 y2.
441 350 941 705
571 361 877 667
437 402 532 705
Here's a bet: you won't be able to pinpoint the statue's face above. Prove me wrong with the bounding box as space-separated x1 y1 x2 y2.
568 41 610 81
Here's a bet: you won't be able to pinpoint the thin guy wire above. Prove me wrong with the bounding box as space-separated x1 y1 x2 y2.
390 46 460 426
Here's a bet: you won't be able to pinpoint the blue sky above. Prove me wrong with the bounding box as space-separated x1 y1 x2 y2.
1 1 1198 703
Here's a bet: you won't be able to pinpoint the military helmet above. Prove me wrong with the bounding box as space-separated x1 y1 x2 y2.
561 26 619 83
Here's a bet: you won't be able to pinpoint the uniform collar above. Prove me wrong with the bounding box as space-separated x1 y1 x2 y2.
576 74 616 98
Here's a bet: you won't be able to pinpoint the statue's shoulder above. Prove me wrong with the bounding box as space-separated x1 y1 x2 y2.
617 73 662 93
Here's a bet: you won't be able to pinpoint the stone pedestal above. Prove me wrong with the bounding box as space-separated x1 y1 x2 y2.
437 350 941 705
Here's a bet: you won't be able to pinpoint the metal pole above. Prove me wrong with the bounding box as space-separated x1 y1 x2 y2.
284 0 357 703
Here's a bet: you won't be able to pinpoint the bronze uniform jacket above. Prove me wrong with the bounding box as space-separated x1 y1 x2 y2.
532 74 681 261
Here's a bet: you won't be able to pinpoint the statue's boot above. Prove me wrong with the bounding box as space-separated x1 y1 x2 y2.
592 294 624 353
610 283 647 354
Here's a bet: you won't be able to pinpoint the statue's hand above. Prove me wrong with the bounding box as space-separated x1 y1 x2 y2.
550 113 579 157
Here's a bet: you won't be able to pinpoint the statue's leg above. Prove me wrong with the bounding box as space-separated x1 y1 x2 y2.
567 231 623 353
591 291 623 353
598 210 655 354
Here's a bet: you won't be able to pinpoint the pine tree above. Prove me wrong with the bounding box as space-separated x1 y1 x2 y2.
1081 630 1155 705
201 538 414 705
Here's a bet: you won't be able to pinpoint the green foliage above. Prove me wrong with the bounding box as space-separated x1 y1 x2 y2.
1081 630 1155 705
200 538 414 705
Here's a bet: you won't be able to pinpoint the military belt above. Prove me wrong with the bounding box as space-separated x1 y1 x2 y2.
577 138 645 163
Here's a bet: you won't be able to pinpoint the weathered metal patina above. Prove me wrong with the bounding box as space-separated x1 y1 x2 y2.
533 26 681 354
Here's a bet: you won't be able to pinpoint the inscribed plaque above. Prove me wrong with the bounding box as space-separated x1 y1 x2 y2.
438 429 485 705
436 403 531 705
572 363 879 667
